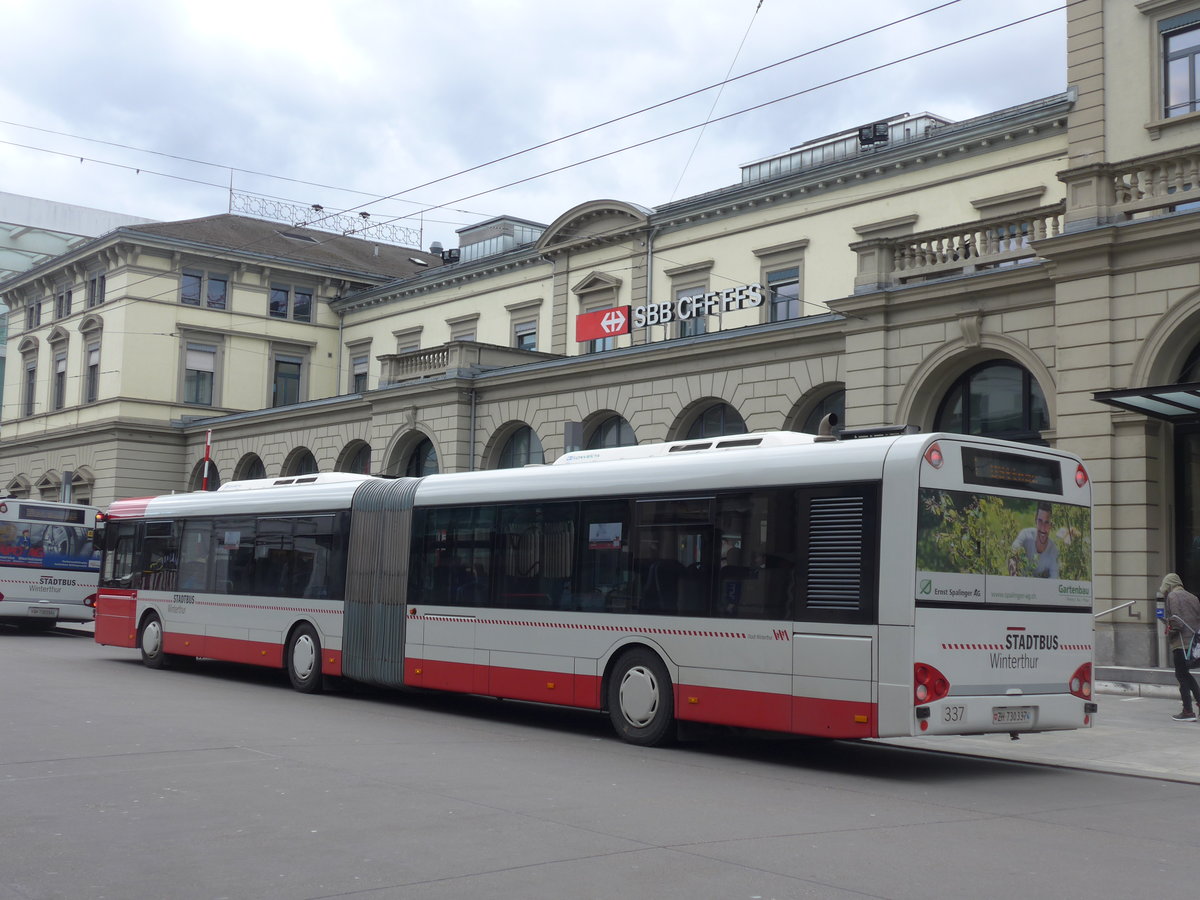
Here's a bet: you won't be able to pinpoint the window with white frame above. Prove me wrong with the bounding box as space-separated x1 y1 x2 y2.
84 341 101 404
665 261 712 340
183 341 218 406
675 283 707 337
25 299 41 331
766 267 801 322
22 355 37 417
755 240 808 324
1164 14 1200 118
449 315 478 342
181 269 229 310
86 271 106 308
584 300 617 354
394 328 422 354
513 319 537 351
351 354 369 393
269 282 313 322
271 350 305 407
54 285 72 320
52 350 67 410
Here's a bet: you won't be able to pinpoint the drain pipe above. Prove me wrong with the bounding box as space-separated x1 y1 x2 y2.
468 388 477 471
643 225 661 345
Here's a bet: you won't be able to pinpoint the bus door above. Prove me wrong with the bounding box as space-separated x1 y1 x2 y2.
342 479 419 688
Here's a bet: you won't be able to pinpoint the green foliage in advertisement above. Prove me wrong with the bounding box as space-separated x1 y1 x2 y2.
916 489 1091 581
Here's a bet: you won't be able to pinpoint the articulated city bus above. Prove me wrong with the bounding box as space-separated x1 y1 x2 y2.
0 500 102 629
94 429 1095 745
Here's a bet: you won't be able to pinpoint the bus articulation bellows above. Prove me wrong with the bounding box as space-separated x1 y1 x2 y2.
94 430 1095 745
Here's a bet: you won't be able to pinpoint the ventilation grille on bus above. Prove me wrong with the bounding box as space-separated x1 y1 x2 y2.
806 495 865 610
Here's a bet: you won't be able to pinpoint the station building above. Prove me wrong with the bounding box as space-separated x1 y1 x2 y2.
1 0 1199 667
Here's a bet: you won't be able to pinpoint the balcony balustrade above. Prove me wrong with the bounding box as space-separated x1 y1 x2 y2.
851 203 1064 292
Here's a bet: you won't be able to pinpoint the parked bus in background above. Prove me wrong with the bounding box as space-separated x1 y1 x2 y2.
94 429 1095 745
0 500 102 630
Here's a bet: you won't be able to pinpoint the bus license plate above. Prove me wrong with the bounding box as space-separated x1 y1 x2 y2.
28 605 59 618
993 706 1034 726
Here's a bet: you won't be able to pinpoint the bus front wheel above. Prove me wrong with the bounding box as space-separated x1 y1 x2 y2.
138 612 170 669
608 648 675 747
286 623 323 694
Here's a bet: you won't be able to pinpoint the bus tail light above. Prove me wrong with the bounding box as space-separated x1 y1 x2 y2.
84 593 97 609
914 663 950 705
1068 662 1092 699
923 442 944 469
1075 464 1089 488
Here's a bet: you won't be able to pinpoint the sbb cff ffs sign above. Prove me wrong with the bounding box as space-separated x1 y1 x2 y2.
576 306 630 342
574 283 764 342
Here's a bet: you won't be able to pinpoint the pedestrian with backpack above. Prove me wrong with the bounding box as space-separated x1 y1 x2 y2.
1159 573 1200 722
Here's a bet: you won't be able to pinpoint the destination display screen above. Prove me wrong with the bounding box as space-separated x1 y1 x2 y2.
19 503 88 525
961 448 1062 495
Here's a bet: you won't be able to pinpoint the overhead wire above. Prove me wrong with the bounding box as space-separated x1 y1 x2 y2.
4 0 1071 379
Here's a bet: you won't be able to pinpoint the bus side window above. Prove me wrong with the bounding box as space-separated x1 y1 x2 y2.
178 519 214 592
137 521 179 591
103 522 140 587
577 500 632 613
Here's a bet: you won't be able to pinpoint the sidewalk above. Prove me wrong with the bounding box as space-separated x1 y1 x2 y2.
879 671 1200 784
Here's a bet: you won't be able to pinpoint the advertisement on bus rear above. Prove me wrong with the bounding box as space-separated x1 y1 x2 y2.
0 522 100 572
915 488 1091 607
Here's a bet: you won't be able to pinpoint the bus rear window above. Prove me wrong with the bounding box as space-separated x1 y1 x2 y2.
961 448 1062 495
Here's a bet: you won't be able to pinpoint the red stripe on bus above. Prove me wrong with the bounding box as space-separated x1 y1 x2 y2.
406 656 873 737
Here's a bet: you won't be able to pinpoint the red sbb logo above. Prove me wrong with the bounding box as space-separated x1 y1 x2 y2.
576 306 631 342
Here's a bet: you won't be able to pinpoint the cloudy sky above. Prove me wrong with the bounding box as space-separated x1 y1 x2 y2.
2 0 1067 254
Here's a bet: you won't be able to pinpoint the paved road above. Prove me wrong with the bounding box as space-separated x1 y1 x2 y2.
3 624 1198 900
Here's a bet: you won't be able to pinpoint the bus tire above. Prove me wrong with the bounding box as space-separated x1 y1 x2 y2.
138 612 170 669
286 623 323 694
608 648 675 747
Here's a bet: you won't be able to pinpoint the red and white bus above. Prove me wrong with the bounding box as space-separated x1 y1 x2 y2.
94 429 1095 745
0 500 102 629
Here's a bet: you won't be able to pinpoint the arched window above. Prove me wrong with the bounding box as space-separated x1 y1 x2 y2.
405 438 439 476
935 361 1048 444
188 460 221 492
235 454 267 481
1174 344 1200 594
587 415 636 449
687 403 746 439
498 426 544 469
282 448 319 477
801 390 845 433
339 442 371 475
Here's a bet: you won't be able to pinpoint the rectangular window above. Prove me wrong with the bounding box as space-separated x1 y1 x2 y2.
269 283 313 322
513 319 537 351
767 266 801 322
86 272 106 308
272 355 303 407
182 269 229 309
351 355 369 393
52 351 67 410
184 342 217 406
1165 20 1200 118
55 287 72 320
450 320 477 342
410 506 498 606
84 343 101 404
676 286 707 338
181 271 203 306
25 301 41 331
23 359 37 417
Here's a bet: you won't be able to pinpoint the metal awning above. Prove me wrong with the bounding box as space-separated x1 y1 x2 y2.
1093 381 1200 422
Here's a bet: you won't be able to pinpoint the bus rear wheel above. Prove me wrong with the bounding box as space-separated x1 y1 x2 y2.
286 623 323 694
608 648 675 747
138 612 170 669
